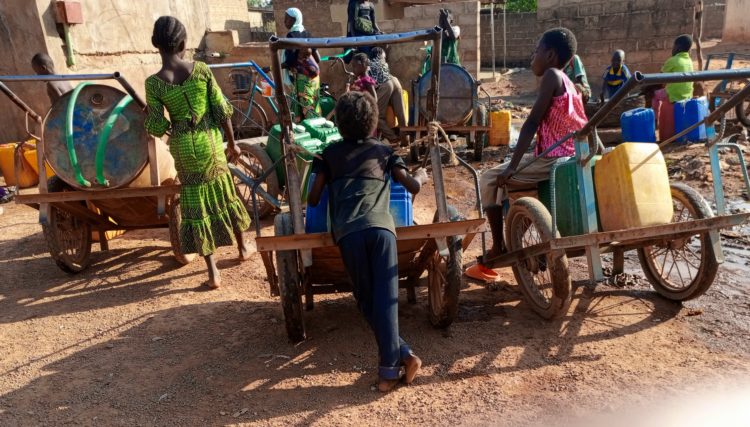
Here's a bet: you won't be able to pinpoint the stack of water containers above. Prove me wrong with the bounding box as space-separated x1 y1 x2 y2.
305 175 414 233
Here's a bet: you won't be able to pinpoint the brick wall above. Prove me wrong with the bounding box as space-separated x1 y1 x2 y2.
481 1 725 90
480 11 537 68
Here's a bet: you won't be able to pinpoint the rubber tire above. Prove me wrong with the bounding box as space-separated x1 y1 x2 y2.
736 95 750 127
709 80 750 127
473 104 487 162
274 213 306 343
230 98 269 139
168 197 197 265
427 205 464 328
234 141 280 220
637 183 719 301
43 205 92 274
506 197 572 319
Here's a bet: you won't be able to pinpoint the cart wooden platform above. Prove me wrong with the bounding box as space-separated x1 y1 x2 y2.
1 73 195 272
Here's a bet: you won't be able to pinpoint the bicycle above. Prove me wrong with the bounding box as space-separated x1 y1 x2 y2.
209 61 278 140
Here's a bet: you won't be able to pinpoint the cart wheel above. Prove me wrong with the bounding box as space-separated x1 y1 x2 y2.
427 206 464 328
427 236 463 328
637 183 719 301
274 212 306 342
709 80 750 127
506 197 571 319
473 104 487 162
230 98 269 139
736 92 750 128
234 141 280 220
168 197 197 265
43 205 92 274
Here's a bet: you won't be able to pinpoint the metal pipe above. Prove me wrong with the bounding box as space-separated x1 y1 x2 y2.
581 68 750 136
490 2 495 79
717 143 750 197
579 72 643 136
660 79 750 149
637 68 750 85
514 132 576 175
0 73 117 82
270 43 304 239
113 73 146 109
269 28 442 50
0 73 146 109
208 61 276 89
0 81 42 123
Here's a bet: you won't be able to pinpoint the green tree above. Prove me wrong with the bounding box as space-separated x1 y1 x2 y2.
247 0 270 8
505 0 537 12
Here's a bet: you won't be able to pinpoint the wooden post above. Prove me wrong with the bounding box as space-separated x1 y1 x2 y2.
148 137 165 216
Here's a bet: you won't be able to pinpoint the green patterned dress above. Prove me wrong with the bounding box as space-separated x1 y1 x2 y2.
145 61 250 256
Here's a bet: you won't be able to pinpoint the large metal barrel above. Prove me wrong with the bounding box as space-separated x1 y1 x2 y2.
416 64 475 126
42 84 174 190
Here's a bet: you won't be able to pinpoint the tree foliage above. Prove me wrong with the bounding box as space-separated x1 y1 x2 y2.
505 0 537 13
247 0 271 9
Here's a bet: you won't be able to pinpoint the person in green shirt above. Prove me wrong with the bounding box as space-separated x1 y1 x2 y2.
662 34 694 102
563 54 591 103
652 35 694 129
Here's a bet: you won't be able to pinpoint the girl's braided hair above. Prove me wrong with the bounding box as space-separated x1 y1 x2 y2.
152 16 187 54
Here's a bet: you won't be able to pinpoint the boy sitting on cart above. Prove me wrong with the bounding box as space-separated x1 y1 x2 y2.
479 28 588 259
308 91 427 392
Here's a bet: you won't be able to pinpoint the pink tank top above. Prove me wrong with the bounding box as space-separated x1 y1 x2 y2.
536 72 588 158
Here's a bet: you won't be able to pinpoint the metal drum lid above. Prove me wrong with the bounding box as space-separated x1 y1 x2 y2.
43 84 150 190
417 64 475 126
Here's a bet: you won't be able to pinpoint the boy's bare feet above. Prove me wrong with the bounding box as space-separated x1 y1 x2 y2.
207 277 221 289
377 378 400 393
403 354 422 384
235 230 252 262
238 240 252 262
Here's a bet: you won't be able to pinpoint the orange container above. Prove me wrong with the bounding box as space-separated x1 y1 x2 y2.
0 142 39 188
386 90 409 128
489 110 512 146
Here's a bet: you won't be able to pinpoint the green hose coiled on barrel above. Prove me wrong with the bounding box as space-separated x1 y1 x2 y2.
95 94 133 186
66 82 92 187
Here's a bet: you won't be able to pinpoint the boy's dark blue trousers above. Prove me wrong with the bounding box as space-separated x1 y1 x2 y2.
338 227 413 380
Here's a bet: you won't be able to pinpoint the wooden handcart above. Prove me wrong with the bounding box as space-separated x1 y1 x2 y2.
481 68 750 319
249 29 486 342
1 73 195 273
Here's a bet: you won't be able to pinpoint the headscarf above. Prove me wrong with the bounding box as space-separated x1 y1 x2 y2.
286 8 305 33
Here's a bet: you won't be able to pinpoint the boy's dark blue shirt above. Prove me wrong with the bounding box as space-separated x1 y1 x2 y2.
312 137 406 243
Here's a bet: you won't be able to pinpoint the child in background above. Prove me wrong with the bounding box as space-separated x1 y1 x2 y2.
479 28 588 258
600 49 631 102
308 92 427 392
563 54 591 103
439 8 461 65
294 48 320 80
653 34 694 125
31 53 73 104
369 47 408 144
349 53 378 100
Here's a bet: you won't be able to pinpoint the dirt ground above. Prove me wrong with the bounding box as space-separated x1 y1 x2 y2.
2 65 750 426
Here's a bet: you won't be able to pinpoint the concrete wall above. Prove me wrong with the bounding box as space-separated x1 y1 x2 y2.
724 0 750 42
481 1 725 89
272 0 481 97
0 0 254 143
0 0 50 143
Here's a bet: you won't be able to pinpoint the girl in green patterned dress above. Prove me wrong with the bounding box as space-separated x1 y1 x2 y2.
145 16 251 289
